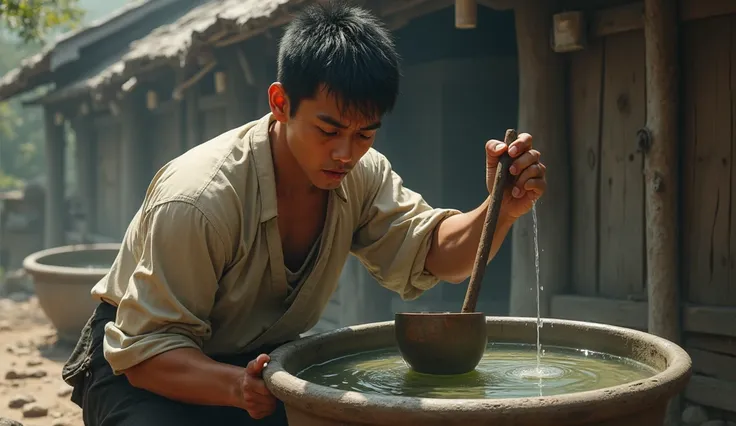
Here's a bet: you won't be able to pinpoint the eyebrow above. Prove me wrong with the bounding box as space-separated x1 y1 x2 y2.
317 113 382 131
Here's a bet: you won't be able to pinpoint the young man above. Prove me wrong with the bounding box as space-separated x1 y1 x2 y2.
62 2 546 425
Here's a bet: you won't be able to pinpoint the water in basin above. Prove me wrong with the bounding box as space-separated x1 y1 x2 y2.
296 342 657 399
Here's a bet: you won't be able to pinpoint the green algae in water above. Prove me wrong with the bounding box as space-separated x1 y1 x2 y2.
296 343 658 399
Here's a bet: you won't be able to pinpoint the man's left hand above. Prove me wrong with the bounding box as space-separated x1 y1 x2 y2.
485 132 546 220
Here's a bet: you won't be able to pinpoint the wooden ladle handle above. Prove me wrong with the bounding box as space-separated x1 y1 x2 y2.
461 129 517 313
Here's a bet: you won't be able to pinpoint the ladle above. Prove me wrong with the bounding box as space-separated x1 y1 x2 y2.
394 129 516 375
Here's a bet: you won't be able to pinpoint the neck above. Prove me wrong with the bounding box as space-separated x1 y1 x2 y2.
269 120 319 198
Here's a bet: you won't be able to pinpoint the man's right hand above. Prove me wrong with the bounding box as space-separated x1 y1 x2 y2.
239 353 278 419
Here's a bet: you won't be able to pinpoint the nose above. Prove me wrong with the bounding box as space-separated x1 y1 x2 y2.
331 138 352 164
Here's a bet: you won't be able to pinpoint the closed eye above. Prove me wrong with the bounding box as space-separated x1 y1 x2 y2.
318 126 338 136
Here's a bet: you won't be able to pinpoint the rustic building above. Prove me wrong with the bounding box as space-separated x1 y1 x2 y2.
1 0 735 423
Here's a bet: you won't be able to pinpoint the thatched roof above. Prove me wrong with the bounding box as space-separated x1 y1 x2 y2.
0 0 160 101
86 0 308 92
5 0 453 104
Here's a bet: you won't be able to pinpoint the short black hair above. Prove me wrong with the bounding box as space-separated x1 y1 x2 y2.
277 0 401 120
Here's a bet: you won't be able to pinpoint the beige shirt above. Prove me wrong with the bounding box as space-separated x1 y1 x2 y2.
92 113 461 375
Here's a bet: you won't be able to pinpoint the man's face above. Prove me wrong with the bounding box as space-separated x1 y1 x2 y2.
271 84 382 190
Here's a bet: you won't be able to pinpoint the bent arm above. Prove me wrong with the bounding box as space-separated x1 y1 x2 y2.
124 348 244 409
424 196 514 284
103 200 238 407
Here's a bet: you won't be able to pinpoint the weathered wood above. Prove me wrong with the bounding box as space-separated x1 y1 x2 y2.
549 298 736 339
569 39 604 296
509 0 570 317
688 348 736 382
686 334 736 357
151 102 184 172
93 115 121 239
682 17 733 307
685 374 736 413
119 90 151 233
222 49 256 129
550 295 648 330
42 107 66 248
198 94 229 112
685 305 736 338
592 0 736 37
598 30 646 300
643 0 680 348
70 116 98 235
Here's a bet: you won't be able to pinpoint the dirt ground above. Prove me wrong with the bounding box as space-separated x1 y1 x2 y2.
0 296 82 426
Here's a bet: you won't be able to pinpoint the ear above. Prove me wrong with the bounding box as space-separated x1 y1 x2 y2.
268 83 290 122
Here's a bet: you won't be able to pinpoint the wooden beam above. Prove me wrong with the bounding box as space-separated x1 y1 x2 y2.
686 334 736 357
509 0 571 317
685 305 736 338
550 296 736 338
685 375 736 414
592 0 736 38
689 348 736 382
550 295 648 330
643 0 680 349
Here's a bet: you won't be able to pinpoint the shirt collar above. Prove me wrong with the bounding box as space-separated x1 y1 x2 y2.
249 114 347 223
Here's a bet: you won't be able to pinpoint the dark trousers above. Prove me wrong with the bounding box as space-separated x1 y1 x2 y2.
63 302 288 426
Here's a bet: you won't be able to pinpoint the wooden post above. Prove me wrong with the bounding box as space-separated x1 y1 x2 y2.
119 89 150 236
509 0 570 317
43 107 66 248
71 115 98 237
643 0 680 424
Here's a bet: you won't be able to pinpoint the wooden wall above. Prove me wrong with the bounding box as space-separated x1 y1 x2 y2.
556 5 736 420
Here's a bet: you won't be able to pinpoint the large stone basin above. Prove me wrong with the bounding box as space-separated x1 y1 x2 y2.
264 317 692 426
23 243 119 343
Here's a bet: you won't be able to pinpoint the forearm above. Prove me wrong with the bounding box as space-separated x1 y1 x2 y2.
123 347 244 409
425 197 514 284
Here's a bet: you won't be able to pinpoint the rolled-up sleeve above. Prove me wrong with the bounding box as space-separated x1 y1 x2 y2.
103 200 227 375
351 152 461 300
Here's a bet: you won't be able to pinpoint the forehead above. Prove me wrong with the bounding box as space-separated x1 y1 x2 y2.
299 86 381 127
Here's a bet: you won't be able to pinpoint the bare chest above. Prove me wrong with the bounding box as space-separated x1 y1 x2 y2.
277 192 328 271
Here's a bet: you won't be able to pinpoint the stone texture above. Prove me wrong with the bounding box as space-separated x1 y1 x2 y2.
8 394 35 409
22 403 49 418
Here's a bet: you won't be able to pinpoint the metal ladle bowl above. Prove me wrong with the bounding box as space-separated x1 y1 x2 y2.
395 129 517 376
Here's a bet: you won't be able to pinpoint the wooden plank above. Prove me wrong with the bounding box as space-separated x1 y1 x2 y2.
509 0 571 317
569 38 604 296
685 305 736 338
686 334 736 357
598 30 646 299
592 0 736 37
682 17 733 306
685 375 736 414
688 348 736 382
550 295 648 330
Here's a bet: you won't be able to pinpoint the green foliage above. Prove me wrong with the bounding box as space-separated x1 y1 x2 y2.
0 0 84 43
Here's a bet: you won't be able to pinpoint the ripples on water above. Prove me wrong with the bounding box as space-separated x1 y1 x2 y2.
296 343 657 399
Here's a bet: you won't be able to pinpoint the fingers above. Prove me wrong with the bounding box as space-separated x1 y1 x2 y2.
245 375 272 397
512 161 546 199
485 139 508 168
243 391 277 419
508 133 532 157
245 353 270 377
509 149 540 176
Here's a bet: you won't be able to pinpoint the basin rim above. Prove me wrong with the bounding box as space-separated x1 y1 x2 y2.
23 243 120 279
264 316 692 423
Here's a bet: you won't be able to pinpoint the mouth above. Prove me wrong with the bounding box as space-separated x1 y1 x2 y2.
322 170 348 180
